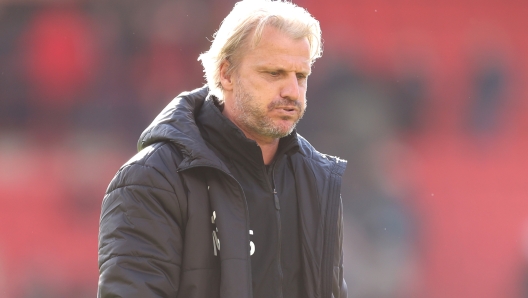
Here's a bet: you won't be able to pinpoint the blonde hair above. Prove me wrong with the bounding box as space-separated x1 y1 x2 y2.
198 0 322 99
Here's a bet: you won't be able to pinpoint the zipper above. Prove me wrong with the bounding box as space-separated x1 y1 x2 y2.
269 163 284 298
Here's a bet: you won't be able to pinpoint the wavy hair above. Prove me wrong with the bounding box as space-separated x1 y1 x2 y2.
198 0 322 99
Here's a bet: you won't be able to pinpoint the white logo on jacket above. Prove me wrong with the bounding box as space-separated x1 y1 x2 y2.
211 210 255 256
211 211 220 256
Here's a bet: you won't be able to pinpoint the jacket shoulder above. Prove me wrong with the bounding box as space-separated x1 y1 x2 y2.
295 134 347 177
99 143 185 297
106 142 183 194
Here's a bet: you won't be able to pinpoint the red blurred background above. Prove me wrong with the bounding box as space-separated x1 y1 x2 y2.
0 0 526 297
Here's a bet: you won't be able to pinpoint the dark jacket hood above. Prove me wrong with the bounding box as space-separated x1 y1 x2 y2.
137 86 230 172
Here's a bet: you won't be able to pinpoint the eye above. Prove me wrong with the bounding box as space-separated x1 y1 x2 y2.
269 71 279 77
296 73 307 80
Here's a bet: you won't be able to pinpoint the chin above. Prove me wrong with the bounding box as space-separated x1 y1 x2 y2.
276 125 296 136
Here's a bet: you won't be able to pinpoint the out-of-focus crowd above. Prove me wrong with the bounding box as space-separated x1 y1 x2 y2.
0 1 221 296
1 0 527 297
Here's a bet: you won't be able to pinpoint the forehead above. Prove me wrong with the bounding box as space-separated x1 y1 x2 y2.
241 26 312 73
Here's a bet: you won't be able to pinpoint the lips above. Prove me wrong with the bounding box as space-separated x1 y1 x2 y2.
268 101 302 118
278 106 298 112
275 107 298 115
272 107 300 119
268 99 301 111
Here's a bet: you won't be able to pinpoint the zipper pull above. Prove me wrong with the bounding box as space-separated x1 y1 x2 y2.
273 189 280 210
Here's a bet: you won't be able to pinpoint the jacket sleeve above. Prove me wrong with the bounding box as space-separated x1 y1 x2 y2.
98 161 185 298
333 197 348 298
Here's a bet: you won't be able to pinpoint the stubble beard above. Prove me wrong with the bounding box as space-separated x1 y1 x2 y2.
233 79 306 139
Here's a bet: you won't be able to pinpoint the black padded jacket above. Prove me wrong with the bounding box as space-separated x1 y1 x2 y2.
97 86 348 298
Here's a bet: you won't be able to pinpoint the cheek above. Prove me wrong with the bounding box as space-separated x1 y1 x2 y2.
245 78 274 101
300 90 307 104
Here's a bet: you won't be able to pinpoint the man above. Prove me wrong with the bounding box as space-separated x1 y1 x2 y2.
98 0 347 297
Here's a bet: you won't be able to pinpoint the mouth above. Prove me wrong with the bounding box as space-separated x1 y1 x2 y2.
276 106 298 112
272 107 300 120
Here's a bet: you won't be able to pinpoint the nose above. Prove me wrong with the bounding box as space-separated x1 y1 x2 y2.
280 73 300 101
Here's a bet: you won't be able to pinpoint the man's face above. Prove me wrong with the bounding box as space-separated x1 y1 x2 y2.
223 25 312 141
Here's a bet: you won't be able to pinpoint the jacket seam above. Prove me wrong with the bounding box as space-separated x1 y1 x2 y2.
106 183 176 196
219 257 246 261
99 254 181 269
181 267 218 273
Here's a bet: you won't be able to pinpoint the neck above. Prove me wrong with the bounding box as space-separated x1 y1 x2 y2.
258 139 279 165
238 127 279 165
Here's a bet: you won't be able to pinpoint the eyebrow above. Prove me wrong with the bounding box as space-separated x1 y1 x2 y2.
260 66 311 76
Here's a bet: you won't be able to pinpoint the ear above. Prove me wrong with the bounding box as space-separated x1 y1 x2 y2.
219 60 234 91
